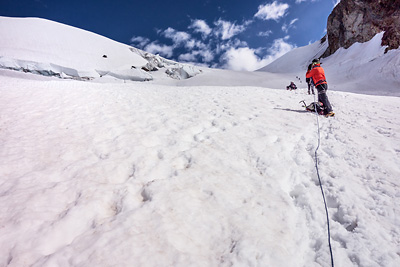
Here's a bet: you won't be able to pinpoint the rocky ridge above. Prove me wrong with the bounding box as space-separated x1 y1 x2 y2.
323 0 400 57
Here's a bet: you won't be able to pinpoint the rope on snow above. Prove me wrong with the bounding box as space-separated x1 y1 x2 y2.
312 92 335 267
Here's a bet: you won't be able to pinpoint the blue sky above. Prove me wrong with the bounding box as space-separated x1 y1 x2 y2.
1 0 340 71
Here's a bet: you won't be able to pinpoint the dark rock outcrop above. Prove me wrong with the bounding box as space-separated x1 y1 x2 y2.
323 0 400 57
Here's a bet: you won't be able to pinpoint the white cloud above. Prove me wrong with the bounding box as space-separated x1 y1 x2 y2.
215 38 248 54
185 39 208 50
144 42 174 58
162 27 191 46
178 50 215 63
254 1 290 21
258 30 273 37
295 0 318 3
189 19 212 38
199 50 215 62
221 47 280 71
214 19 247 40
282 18 299 33
130 36 150 48
178 53 197 62
130 14 295 70
221 37 296 71
221 47 263 71
265 37 295 62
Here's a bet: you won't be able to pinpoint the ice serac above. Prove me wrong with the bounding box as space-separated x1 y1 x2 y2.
323 0 400 57
130 47 202 80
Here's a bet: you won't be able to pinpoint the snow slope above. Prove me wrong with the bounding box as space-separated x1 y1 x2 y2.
258 33 400 96
0 16 147 79
258 38 328 74
0 16 201 81
1 70 400 267
322 33 400 96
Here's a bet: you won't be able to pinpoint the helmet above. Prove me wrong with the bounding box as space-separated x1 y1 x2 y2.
312 58 320 65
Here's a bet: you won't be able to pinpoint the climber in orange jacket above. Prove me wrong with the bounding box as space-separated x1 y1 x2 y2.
306 59 334 117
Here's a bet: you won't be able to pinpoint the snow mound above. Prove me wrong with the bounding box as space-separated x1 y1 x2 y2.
0 16 202 81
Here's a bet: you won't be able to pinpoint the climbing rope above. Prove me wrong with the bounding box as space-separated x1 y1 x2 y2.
312 92 335 267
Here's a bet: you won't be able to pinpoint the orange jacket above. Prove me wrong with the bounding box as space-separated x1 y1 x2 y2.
306 64 327 86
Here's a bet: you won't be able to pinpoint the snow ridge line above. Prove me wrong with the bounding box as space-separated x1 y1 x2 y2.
312 95 335 267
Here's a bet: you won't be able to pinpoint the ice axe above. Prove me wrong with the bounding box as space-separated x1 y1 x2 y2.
299 100 307 107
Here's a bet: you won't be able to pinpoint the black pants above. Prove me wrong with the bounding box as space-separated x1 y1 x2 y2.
316 83 333 114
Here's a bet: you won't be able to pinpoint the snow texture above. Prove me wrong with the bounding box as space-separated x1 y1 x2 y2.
0 16 400 267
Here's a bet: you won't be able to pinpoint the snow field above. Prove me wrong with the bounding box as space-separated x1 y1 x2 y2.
0 74 400 266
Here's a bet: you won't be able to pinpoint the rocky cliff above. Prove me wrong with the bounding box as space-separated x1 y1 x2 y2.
323 0 400 57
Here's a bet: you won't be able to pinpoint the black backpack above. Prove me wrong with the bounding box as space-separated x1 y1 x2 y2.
306 102 324 114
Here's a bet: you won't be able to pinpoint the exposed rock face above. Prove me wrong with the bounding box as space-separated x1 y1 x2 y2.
323 0 400 57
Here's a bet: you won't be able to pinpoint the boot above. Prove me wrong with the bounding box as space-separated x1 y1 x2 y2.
325 111 335 117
